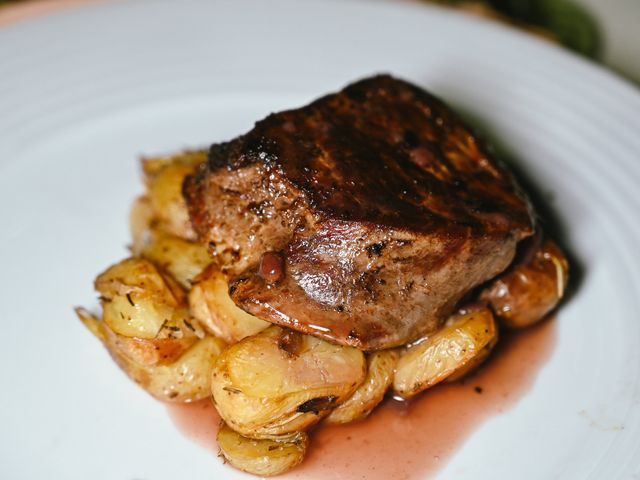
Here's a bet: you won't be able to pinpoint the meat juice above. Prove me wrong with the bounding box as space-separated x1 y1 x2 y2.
167 318 556 479
166 398 220 452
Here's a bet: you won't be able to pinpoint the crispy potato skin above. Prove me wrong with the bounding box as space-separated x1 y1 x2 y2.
481 237 569 329
106 329 197 366
95 257 188 339
444 342 493 383
189 264 269 343
325 350 399 424
76 308 225 402
82 252 224 401
140 232 213 289
142 150 207 241
107 330 225 402
211 326 366 439
141 150 207 184
131 151 207 253
217 423 308 477
393 307 498 398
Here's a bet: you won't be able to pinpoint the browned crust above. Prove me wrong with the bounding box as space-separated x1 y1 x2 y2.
183 75 535 349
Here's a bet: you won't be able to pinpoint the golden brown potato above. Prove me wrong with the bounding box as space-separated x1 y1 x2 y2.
481 237 569 329
94 257 208 365
217 423 308 476
141 149 207 185
189 265 269 343
76 307 225 402
95 257 187 339
212 326 366 439
393 307 498 398
325 350 398 424
112 334 225 402
144 151 206 240
444 342 493 383
140 232 212 289
104 325 199 366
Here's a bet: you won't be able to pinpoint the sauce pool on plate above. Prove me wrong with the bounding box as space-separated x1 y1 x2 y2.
166 318 556 479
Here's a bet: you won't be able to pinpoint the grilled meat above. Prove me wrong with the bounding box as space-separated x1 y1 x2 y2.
184 75 534 350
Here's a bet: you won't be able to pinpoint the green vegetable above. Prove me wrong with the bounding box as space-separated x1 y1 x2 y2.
488 0 601 58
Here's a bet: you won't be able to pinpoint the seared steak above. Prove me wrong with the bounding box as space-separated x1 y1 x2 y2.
184 75 534 350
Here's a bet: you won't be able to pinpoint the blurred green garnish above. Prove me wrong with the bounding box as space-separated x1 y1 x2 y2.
488 0 600 58
427 0 601 59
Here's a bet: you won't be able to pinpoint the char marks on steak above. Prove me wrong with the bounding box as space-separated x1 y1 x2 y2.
184 75 534 350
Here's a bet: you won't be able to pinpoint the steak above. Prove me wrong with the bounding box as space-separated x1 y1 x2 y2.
184 75 534 350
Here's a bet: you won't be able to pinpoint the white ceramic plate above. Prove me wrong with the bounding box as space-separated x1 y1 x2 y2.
1 1 640 479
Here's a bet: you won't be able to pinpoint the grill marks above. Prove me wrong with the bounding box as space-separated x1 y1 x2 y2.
184 75 534 349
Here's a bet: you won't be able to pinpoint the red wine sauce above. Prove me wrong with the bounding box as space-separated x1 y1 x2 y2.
167 318 556 479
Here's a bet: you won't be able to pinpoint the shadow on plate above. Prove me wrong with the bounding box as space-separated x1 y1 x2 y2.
462 111 586 309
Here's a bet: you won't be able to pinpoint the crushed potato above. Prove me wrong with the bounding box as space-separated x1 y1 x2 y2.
143 150 207 241
189 264 269 343
326 349 398 424
211 326 366 439
96 257 188 339
393 306 498 398
217 423 308 476
140 231 213 289
76 307 225 401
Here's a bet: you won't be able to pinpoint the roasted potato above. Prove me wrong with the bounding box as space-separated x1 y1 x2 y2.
325 349 398 424
94 257 208 364
76 307 225 402
141 149 207 185
217 423 308 476
212 326 366 439
481 237 569 329
140 232 212 289
189 265 269 343
444 341 493 383
102 321 200 366
144 151 206 241
393 307 498 398
95 257 186 339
